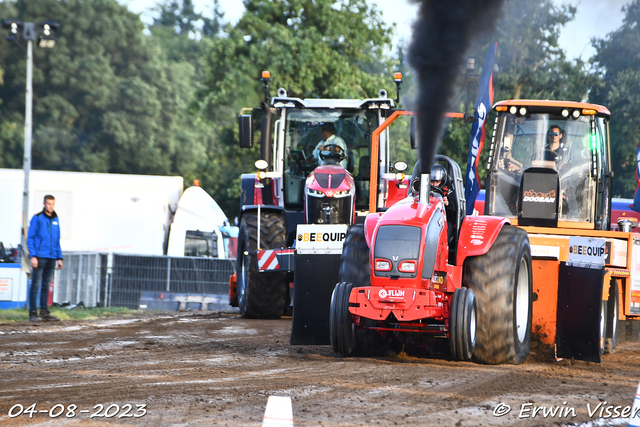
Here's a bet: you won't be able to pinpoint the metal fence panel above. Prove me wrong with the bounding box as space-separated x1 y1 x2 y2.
57 253 235 309
55 253 101 307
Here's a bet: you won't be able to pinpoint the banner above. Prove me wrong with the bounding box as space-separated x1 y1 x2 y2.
630 138 640 213
465 43 497 215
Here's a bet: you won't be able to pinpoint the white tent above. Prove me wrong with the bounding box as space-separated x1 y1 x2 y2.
166 186 233 258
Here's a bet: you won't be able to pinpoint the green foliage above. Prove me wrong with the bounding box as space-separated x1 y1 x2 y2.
486 0 588 102
590 0 640 198
0 306 142 323
0 0 209 183
200 0 396 114
153 0 225 38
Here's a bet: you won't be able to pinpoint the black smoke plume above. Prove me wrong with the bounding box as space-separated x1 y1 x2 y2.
408 0 504 175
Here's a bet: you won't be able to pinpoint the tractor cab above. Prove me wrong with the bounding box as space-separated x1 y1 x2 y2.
238 81 412 240
279 104 381 215
485 100 612 230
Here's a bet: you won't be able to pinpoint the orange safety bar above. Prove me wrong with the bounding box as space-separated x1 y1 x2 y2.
369 110 414 213
368 111 465 213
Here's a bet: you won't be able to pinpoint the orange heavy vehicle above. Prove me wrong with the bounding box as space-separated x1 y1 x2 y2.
482 99 639 362
330 100 639 364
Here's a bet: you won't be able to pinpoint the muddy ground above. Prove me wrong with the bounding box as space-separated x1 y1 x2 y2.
0 311 639 427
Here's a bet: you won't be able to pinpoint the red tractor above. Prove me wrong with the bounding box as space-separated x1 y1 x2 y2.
330 122 534 363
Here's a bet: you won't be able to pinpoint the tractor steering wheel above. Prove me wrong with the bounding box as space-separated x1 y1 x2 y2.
431 185 445 198
531 149 558 162
319 144 346 164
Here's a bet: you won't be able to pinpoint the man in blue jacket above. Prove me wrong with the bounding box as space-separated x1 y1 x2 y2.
27 195 63 322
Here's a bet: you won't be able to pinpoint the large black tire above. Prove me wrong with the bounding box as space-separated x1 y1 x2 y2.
605 279 619 354
337 223 389 356
464 226 533 365
339 224 370 289
449 287 477 361
236 212 289 319
329 282 357 356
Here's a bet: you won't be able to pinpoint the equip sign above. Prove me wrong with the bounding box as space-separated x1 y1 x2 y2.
296 224 348 255
567 236 606 266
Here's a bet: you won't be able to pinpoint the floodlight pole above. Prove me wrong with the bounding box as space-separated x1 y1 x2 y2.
21 26 34 258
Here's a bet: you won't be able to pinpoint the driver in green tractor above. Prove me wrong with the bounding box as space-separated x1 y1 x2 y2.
312 122 348 169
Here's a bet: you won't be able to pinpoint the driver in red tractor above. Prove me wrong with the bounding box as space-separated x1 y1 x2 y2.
429 163 452 207
313 122 348 169
413 162 457 244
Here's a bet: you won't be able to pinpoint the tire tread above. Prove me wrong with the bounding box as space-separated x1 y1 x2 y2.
238 212 289 319
464 226 532 365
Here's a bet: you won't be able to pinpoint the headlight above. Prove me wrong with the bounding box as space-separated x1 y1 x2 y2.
307 188 324 197
399 260 417 273
375 259 392 271
333 189 352 198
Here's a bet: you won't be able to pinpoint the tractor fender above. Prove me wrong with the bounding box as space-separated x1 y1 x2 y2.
238 205 285 225
363 212 384 248
240 173 258 207
456 216 512 265
240 173 276 207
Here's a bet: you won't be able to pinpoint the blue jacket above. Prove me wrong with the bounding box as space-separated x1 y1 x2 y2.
27 210 63 260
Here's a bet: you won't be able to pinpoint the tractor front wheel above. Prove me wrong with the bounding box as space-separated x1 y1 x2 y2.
329 281 357 356
449 287 477 361
336 223 389 356
236 212 288 319
464 226 533 365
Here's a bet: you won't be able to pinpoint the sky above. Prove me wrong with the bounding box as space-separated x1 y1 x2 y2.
120 0 631 61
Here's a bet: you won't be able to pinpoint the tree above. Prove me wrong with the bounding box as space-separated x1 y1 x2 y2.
590 0 640 198
0 0 208 184
0 0 23 169
153 0 225 38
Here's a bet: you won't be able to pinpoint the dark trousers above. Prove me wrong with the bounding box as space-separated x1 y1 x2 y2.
29 257 56 313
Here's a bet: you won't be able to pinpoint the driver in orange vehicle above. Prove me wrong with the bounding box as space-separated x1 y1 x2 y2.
313 122 348 169
543 125 569 163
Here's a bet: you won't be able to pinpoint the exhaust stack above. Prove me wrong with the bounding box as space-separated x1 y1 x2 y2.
407 0 504 183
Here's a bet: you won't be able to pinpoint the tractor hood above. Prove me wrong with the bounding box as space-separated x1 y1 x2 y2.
306 165 354 196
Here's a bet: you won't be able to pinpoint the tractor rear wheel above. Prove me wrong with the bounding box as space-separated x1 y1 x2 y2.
464 225 533 365
337 223 389 356
449 287 477 361
237 212 288 319
339 224 370 289
605 279 619 354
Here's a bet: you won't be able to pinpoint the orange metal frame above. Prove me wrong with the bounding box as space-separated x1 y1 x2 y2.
521 226 638 344
368 111 463 213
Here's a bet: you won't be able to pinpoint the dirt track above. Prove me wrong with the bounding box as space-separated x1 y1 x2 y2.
0 311 639 426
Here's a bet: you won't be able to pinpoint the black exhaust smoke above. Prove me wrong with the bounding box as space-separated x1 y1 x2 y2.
408 0 504 175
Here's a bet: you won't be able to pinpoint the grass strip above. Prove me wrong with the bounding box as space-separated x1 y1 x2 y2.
0 307 143 323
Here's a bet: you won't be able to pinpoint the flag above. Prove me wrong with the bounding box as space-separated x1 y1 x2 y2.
465 43 497 215
630 139 640 213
